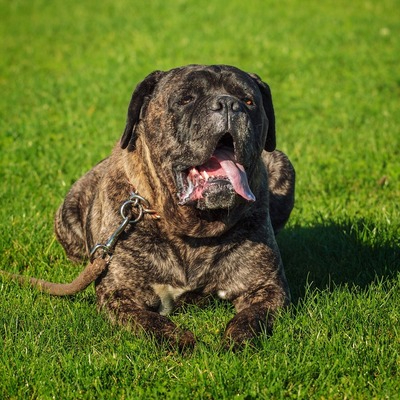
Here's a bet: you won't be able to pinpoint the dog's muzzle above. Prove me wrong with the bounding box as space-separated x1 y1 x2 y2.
176 137 255 208
175 95 257 209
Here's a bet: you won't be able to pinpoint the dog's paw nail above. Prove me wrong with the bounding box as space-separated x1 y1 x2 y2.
176 330 196 352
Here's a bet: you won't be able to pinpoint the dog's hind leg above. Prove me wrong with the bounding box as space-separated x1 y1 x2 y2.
263 150 295 234
54 159 109 262
55 194 88 262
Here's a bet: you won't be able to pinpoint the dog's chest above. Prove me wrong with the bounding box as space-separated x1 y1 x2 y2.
144 236 242 314
150 252 227 315
151 283 231 316
151 284 187 315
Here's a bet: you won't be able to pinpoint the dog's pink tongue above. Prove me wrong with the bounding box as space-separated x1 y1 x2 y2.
202 148 256 202
220 158 256 202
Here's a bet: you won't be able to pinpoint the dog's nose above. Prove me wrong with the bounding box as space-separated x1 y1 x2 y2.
209 96 242 113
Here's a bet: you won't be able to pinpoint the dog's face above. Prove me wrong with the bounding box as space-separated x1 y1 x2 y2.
121 65 276 213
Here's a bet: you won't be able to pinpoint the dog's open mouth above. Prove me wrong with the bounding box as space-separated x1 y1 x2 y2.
177 135 256 206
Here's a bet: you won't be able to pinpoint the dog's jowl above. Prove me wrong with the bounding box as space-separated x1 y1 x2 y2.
12 65 296 348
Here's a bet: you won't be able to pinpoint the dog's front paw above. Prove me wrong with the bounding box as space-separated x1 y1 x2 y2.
223 306 272 348
132 310 196 351
168 328 196 351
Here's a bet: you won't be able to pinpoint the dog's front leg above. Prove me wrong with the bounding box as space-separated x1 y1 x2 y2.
224 283 289 347
96 286 196 350
119 308 196 350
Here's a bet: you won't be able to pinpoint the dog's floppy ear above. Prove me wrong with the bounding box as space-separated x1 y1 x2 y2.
249 73 276 152
120 70 165 151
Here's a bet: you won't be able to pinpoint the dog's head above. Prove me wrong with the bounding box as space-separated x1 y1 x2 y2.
120 65 275 228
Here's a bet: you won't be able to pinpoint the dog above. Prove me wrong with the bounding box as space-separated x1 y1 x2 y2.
5 65 295 349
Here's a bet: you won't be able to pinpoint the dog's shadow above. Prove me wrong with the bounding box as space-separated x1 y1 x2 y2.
277 219 400 302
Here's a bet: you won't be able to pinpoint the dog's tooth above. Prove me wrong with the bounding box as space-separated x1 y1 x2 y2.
176 171 185 188
188 178 193 190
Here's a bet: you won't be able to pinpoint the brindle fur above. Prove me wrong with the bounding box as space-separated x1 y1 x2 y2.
9 65 295 349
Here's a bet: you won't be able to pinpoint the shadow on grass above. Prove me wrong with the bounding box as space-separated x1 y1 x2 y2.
277 220 400 302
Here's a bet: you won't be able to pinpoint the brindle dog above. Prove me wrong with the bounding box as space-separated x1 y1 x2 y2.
6 65 295 348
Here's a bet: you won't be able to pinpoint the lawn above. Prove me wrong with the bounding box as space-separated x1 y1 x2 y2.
1 0 399 398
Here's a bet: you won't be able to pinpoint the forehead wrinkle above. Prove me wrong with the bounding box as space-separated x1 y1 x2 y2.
185 70 217 89
160 67 258 101
186 71 252 98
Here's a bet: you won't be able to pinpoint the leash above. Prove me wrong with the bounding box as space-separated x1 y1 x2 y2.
1 257 112 296
89 191 160 262
1 191 159 296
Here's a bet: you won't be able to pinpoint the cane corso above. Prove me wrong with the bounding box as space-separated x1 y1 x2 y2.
6 65 295 349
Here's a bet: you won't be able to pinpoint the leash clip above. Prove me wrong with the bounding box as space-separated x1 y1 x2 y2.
89 192 158 262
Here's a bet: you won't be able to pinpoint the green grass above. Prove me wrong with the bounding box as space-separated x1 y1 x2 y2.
1 0 399 398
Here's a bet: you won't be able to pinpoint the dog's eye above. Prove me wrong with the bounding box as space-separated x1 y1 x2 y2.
178 95 194 106
243 98 254 106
